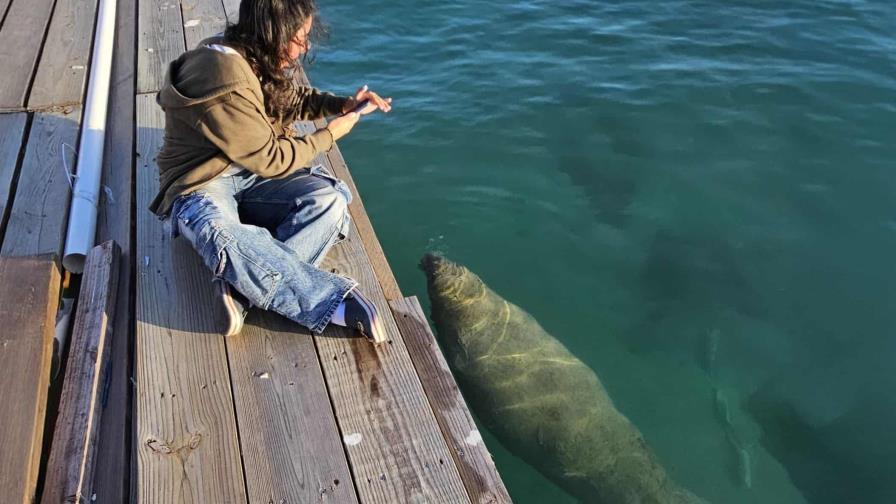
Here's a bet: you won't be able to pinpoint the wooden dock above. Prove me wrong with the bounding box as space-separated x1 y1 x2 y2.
0 0 511 502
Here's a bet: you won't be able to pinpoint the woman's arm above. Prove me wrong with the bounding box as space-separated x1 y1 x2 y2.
285 83 394 122
285 82 350 122
197 90 335 178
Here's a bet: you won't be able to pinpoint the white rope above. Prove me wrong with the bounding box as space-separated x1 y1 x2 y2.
60 142 115 204
61 142 78 189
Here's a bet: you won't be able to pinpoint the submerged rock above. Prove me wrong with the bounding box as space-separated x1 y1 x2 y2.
421 253 706 504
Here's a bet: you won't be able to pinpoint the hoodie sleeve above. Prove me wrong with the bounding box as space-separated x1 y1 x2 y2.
196 90 335 179
284 82 350 122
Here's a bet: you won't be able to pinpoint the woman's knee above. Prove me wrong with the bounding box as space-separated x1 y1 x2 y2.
308 186 351 244
313 185 349 221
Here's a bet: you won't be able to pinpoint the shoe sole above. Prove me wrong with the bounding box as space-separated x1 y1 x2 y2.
352 291 388 344
219 283 244 337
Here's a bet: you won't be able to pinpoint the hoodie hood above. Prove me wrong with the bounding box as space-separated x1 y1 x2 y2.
157 40 258 109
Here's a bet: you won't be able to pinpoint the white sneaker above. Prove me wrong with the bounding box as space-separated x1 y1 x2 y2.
216 280 249 337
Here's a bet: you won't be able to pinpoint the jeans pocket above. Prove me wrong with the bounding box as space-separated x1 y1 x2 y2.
218 232 283 310
176 197 232 255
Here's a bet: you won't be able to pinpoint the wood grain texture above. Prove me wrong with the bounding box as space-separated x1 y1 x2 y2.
296 66 403 302
0 256 61 504
322 143 403 301
135 93 246 502
285 121 469 501
390 296 512 504
92 0 136 498
315 228 471 504
1 107 82 257
221 0 240 23
180 0 227 50
137 0 185 93
0 0 13 25
0 113 28 239
0 0 57 109
42 241 120 504
28 0 100 109
226 311 359 504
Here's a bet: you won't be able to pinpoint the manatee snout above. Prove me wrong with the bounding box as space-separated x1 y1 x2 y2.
419 252 446 278
420 252 468 291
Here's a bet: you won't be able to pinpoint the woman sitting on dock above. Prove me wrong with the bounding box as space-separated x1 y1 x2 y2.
148 0 392 342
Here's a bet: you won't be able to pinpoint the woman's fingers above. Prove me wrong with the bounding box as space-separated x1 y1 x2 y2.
366 91 392 112
352 85 393 113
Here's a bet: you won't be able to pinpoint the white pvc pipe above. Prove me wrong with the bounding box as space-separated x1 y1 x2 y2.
52 297 75 381
63 0 117 273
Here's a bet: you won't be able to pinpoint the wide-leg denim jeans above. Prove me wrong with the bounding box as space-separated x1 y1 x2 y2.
169 164 358 334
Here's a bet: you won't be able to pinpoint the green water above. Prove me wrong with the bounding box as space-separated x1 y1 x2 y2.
308 1 896 502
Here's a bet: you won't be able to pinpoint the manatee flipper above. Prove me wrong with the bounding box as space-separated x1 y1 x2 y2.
421 253 706 504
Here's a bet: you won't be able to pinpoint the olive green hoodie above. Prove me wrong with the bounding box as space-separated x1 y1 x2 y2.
149 37 349 217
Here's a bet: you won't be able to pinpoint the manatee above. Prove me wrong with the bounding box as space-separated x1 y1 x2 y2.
421 253 706 504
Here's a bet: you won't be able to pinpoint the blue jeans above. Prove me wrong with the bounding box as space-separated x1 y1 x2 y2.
169 164 358 334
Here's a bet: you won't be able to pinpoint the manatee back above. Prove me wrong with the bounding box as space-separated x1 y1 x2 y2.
425 257 703 503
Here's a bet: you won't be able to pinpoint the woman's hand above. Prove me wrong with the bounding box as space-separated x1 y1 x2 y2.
343 84 392 115
324 112 360 141
327 85 392 141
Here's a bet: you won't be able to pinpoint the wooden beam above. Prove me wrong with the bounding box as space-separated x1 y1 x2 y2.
390 296 512 503
91 0 136 498
42 240 121 504
226 311 358 503
0 255 61 503
286 121 468 501
28 0 100 109
137 0 185 93
1 107 82 257
180 0 227 50
0 0 57 109
315 228 470 503
0 113 28 241
135 93 246 502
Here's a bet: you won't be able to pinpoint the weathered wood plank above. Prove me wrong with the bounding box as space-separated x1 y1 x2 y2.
0 113 28 241
1 107 82 257
297 67 403 301
92 0 136 498
0 0 56 109
0 256 61 504
135 93 246 502
314 228 470 504
180 0 227 50
226 311 359 503
287 119 469 501
390 296 512 504
323 143 403 301
28 0 100 109
221 0 240 23
137 0 186 93
42 241 120 504
0 0 11 22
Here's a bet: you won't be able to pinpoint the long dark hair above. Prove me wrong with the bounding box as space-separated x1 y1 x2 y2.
224 0 327 121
